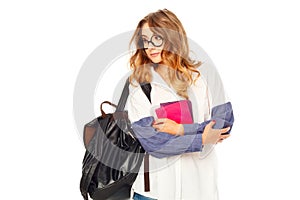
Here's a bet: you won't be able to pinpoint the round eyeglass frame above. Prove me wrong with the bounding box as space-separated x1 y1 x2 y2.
140 35 164 49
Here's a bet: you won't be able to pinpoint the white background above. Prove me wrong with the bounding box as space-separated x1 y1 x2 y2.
1 0 300 199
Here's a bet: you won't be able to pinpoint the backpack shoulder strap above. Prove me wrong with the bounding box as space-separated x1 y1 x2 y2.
116 78 130 111
140 82 151 192
140 83 152 103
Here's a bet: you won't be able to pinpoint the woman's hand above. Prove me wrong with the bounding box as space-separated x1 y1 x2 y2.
152 118 184 136
202 120 230 144
152 118 231 144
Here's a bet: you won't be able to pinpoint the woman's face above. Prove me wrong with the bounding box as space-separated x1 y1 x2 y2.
141 23 164 63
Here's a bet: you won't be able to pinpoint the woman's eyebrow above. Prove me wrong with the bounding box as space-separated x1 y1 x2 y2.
141 34 152 39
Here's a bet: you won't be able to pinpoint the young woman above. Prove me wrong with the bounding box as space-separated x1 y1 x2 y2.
127 9 234 200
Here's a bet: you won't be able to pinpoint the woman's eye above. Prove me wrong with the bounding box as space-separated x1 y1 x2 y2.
154 35 162 41
142 39 148 44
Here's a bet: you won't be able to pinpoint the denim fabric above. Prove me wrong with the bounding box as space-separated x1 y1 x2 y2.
131 116 202 158
131 102 234 158
133 193 157 200
211 101 234 132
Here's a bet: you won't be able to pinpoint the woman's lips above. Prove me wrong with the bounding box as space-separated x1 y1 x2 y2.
150 52 160 57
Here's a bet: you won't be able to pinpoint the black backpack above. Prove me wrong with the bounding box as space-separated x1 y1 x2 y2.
80 79 151 200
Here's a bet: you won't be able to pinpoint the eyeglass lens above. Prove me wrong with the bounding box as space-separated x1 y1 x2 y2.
141 35 164 48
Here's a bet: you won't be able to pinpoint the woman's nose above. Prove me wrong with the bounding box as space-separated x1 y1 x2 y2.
147 42 155 49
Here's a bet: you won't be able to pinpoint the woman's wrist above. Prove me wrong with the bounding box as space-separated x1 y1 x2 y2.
176 124 184 136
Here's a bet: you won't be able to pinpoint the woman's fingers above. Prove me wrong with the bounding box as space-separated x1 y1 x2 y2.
203 121 231 144
153 118 166 125
217 139 223 143
219 134 230 140
152 119 165 132
152 118 183 135
152 118 167 131
217 134 230 144
220 127 230 135
207 120 216 128
152 123 162 130
221 134 230 139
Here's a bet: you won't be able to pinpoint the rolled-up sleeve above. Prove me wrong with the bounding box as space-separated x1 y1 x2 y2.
131 102 234 158
132 117 203 158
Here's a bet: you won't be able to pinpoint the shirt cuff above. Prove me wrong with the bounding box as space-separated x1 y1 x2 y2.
185 134 203 152
183 120 210 135
182 123 199 135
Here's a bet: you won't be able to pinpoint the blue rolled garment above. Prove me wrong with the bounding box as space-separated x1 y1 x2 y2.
131 102 234 158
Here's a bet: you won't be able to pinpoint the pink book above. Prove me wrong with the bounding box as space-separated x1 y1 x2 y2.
155 100 194 124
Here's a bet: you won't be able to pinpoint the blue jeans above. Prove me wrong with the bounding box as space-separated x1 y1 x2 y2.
133 192 157 200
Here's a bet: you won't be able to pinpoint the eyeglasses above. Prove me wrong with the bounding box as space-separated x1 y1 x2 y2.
140 35 164 49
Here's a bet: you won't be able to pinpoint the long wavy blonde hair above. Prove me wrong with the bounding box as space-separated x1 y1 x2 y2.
129 9 201 99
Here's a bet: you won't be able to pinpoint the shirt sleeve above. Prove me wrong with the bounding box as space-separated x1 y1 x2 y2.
131 102 234 158
131 117 204 158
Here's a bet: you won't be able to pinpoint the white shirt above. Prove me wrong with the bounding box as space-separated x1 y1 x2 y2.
127 67 219 200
